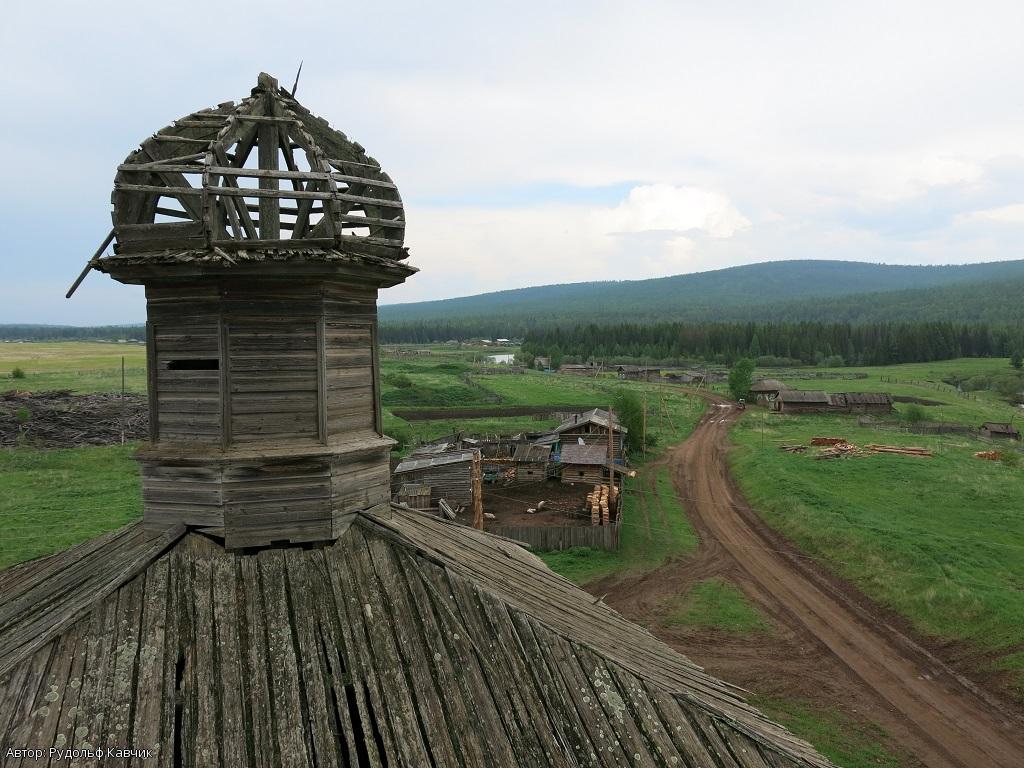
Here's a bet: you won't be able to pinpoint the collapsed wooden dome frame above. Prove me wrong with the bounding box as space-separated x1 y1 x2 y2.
110 72 406 258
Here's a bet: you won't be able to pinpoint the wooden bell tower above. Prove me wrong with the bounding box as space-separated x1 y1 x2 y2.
95 73 415 548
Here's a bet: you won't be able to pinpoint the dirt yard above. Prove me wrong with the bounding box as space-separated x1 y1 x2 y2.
482 480 591 527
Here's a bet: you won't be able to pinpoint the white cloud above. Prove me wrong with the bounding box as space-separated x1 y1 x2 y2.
600 184 749 238
4 1 1024 321
956 203 1024 225
387 184 747 304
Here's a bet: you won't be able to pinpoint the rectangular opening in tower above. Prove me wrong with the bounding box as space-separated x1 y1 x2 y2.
166 358 220 370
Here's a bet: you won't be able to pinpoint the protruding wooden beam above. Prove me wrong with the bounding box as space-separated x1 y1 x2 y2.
65 228 115 299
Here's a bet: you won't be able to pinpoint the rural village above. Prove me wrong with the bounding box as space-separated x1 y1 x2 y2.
4 8 1024 768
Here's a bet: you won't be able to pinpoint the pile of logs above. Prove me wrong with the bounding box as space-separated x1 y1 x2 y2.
810 437 848 446
863 444 933 457
813 439 934 460
586 484 619 526
815 442 863 460
0 390 148 448
975 450 1002 461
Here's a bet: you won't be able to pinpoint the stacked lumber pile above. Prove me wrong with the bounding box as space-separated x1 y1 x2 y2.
863 444 933 457
587 484 611 526
975 450 1002 461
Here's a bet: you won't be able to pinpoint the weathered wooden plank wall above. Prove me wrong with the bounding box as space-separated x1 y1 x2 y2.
488 523 619 551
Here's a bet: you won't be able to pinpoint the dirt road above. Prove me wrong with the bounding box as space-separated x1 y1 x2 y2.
597 395 1024 768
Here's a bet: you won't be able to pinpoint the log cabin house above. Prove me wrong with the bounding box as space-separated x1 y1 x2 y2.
980 421 1022 440
770 390 832 413
554 407 626 461
559 443 610 484
615 364 661 381
392 451 475 506
512 442 552 482
771 390 893 415
749 378 786 404
0 73 834 768
828 392 894 414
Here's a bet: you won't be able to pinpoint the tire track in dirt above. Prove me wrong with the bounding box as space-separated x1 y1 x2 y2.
593 394 1024 768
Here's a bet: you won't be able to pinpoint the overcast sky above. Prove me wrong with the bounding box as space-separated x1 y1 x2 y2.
3 1 1024 324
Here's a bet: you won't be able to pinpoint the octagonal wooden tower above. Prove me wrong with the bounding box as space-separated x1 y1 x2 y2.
96 72 416 548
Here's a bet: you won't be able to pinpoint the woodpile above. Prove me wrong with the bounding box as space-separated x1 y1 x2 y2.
587 484 613 526
778 444 807 453
975 450 1002 461
863 444 933 457
810 437 847 446
0 390 148 448
815 442 863 460
808 439 934 460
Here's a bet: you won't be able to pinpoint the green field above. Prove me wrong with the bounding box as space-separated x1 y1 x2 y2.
0 445 142 569
1 341 147 393
731 404 1024 700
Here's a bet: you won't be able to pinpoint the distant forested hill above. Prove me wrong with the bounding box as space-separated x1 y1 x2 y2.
0 324 145 341
380 259 1024 340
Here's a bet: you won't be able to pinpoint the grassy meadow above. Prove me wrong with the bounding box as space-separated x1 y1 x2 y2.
730 368 1024 700
0 445 142 568
1 341 147 393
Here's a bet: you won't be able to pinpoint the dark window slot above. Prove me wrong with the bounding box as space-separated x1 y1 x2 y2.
166 358 219 370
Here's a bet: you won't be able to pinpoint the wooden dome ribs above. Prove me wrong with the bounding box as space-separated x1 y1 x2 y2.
110 80 405 255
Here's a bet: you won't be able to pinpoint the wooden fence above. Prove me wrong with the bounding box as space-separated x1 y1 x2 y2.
488 523 619 552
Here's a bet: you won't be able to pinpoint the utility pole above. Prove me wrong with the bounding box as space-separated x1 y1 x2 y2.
642 397 648 460
471 449 484 530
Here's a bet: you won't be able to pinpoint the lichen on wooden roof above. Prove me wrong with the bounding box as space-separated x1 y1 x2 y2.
0 507 835 768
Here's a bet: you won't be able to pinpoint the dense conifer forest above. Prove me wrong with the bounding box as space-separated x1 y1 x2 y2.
518 321 1024 367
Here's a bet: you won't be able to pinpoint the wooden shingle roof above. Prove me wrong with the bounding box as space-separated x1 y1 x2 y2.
0 508 834 767
776 390 830 404
559 444 610 465
555 408 627 434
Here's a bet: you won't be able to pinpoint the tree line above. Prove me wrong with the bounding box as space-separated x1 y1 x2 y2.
519 321 1024 367
0 324 145 342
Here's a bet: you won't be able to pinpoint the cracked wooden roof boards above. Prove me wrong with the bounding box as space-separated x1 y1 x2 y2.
0 507 834 768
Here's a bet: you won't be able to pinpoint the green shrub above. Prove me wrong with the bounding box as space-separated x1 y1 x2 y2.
10 367 25 379
383 373 414 389
902 404 926 424
15 407 30 423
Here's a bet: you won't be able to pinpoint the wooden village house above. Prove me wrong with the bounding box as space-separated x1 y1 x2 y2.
554 407 626 461
749 378 786 404
0 74 834 768
615 364 662 381
512 442 551 481
559 443 610 484
828 392 894 414
770 390 893 415
391 450 475 507
980 421 1022 440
